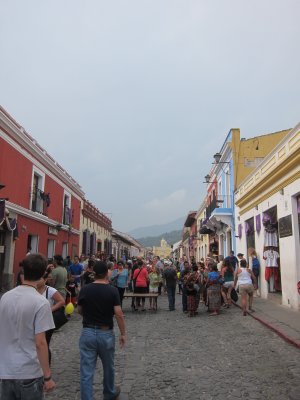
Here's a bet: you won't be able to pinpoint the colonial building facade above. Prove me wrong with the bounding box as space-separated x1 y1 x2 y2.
80 200 112 258
235 123 300 309
0 106 84 291
201 128 291 259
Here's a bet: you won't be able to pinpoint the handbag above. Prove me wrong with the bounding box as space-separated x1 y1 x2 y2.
231 288 238 302
52 307 68 330
46 287 68 330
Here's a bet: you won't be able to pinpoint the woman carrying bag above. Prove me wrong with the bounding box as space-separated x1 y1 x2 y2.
37 269 66 365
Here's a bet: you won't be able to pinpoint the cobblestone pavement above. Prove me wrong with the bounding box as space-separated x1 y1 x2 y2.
46 294 300 400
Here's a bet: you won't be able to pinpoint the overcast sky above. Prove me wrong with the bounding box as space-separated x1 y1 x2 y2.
1 1 299 232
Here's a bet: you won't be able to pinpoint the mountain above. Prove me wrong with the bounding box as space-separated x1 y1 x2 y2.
137 230 182 248
128 216 185 239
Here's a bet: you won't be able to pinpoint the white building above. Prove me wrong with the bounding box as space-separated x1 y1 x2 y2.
235 123 300 310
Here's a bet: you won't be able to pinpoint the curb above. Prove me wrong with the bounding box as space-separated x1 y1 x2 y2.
233 302 300 350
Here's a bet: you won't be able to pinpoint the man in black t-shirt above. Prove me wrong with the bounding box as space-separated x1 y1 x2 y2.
78 261 126 400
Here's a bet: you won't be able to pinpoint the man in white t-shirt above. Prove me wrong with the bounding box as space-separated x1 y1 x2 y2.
0 253 56 399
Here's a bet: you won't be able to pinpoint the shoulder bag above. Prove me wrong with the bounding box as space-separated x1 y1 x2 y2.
46 287 68 330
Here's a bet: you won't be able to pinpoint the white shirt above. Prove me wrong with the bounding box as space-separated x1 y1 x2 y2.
41 285 57 307
264 231 278 247
263 250 279 268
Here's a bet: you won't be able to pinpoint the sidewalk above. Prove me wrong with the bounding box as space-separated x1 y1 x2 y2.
236 295 300 349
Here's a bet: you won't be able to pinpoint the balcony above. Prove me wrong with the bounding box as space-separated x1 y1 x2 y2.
31 188 50 216
210 195 233 227
206 196 217 219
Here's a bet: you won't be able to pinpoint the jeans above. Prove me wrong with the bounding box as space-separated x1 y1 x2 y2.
0 377 44 400
117 287 125 307
79 328 117 400
166 285 176 310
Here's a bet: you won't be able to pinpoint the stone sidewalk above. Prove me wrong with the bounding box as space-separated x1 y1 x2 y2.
236 295 300 348
46 294 300 400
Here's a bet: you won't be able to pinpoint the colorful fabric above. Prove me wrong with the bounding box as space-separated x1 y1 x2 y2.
187 294 197 313
207 283 221 312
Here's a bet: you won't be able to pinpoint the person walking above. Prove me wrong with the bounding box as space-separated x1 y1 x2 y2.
0 253 56 399
180 261 191 313
132 259 149 311
37 270 65 365
248 248 260 296
234 259 257 316
148 265 161 310
110 261 129 307
206 264 222 316
220 259 234 308
224 250 239 271
78 261 126 400
163 262 177 311
51 254 68 297
68 255 84 287
184 264 201 317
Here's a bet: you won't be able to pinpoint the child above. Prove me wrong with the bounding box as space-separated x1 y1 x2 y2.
65 276 78 306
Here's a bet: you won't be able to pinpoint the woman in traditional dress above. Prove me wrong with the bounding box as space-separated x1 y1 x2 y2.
206 263 221 316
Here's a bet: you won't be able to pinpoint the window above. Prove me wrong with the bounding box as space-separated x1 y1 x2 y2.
63 191 72 225
31 168 45 214
27 234 39 253
47 239 55 260
62 242 68 259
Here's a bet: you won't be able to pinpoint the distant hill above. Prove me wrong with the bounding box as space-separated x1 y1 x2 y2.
137 230 182 248
128 217 184 239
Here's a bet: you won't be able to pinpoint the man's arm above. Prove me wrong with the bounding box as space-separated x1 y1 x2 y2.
35 332 55 391
114 305 126 347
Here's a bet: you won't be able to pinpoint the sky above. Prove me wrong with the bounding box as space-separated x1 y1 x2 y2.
1 1 299 232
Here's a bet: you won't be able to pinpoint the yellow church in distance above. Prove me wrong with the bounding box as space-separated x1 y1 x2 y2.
153 238 172 259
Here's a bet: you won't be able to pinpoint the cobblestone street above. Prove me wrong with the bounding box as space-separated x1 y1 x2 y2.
46 294 300 400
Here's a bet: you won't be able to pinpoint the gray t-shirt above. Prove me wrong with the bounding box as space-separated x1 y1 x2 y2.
0 285 55 379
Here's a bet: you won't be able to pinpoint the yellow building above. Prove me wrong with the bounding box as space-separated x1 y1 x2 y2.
80 200 112 257
230 128 291 188
153 238 172 259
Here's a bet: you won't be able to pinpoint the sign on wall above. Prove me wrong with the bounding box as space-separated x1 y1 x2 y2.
278 215 293 238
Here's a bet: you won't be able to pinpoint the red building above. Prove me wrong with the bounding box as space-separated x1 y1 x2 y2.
0 106 84 291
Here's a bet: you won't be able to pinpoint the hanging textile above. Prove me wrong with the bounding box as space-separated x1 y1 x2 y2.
256 214 261 234
264 230 278 247
238 224 242 239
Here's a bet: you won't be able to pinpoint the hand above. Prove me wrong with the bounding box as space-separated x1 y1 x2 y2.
119 335 126 348
44 378 55 392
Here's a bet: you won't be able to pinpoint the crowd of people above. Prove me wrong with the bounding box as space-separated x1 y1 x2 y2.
0 249 259 400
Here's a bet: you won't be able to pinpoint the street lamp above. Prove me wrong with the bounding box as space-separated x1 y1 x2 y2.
213 153 230 164
203 174 214 184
